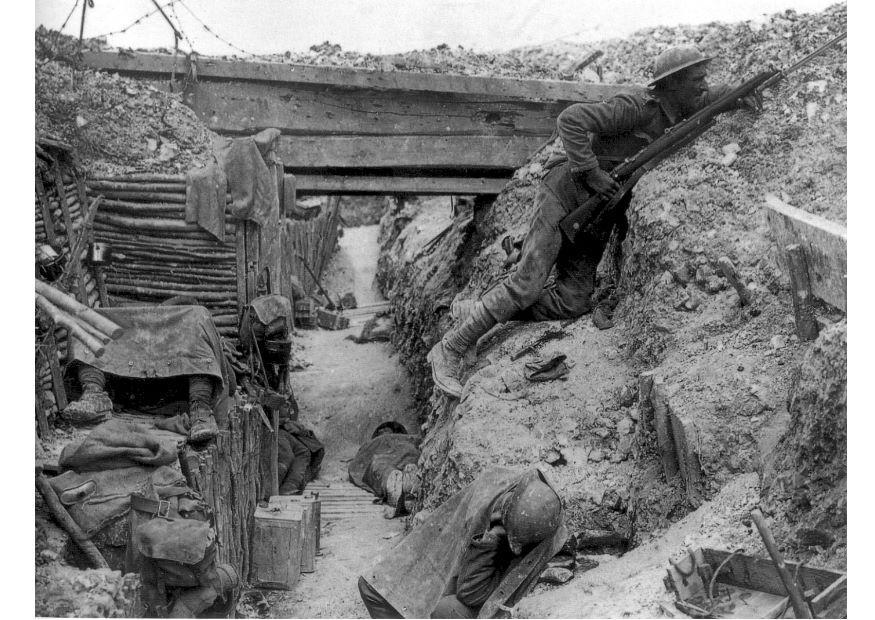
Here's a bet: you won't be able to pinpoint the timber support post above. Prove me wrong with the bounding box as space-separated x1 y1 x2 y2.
785 243 820 341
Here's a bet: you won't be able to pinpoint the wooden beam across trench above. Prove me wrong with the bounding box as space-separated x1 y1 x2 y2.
80 51 642 192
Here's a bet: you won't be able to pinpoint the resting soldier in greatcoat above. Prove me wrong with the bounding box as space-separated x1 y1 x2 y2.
429 47 760 397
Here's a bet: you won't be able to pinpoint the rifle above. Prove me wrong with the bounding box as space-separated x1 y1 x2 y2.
559 32 847 244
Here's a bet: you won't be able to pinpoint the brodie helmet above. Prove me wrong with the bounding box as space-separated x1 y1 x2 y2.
649 46 713 87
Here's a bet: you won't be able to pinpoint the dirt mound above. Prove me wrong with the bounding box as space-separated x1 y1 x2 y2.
760 320 846 566
377 3 847 598
35 563 140 617
35 30 216 176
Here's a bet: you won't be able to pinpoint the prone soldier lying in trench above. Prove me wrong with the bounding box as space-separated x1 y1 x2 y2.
358 468 565 618
348 421 421 517
428 46 761 398
61 300 234 445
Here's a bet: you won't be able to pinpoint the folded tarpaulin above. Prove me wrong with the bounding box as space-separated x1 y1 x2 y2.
348 433 420 498
67 305 226 387
58 418 178 472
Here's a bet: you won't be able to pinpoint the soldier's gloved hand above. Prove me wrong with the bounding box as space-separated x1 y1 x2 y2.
583 167 620 199
739 91 763 113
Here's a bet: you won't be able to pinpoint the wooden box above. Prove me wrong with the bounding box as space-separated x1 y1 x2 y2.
251 505 304 589
316 308 349 330
665 547 846 618
294 299 318 329
269 494 321 573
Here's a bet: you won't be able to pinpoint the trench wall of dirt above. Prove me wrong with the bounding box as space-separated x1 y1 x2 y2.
377 3 847 563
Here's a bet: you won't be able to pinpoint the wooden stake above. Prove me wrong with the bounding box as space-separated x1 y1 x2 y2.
785 244 820 341
51 162 89 304
35 174 58 246
44 330 68 411
36 469 109 569
751 509 813 618
717 256 752 306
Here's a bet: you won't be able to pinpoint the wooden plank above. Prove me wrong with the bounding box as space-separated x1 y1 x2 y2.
650 380 678 481
702 548 844 599
276 135 548 169
295 174 508 196
764 194 846 312
785 244 821 341
81 50 641 101
235 222 247 318
670 412 703 502
185 80 563 138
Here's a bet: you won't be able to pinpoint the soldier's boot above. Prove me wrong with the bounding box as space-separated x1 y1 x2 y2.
63 365 113 426
384 469 404 518
427 301 497 398
187 375 218 444
168 563 239 618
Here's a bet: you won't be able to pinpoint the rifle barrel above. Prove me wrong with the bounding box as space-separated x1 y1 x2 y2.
760 31 847 90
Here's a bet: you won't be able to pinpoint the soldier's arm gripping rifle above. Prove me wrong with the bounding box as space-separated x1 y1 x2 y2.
559 32 847 244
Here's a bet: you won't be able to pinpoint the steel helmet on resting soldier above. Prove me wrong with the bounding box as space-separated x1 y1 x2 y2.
428 46 761 398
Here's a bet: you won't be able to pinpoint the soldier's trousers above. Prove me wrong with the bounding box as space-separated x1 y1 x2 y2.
481 184 620 323
278 432 312 495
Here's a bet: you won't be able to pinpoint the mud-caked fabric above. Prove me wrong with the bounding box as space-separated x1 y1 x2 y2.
78 364 107 391
481 183 613 323
188 375 215 407
454 529 515 609
431 596 477 619
277 431 313 494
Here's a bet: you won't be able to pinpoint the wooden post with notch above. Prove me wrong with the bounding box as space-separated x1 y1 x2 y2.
75 175 109 307
785 243 820 341
51 162 89 304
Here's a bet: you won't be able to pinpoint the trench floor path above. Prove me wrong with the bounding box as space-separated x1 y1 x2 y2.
267 225 419 618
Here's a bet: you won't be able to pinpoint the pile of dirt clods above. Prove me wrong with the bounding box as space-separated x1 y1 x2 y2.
377 4 846 617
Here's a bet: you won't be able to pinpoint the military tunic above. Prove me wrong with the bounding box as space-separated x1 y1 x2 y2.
480 86 731 323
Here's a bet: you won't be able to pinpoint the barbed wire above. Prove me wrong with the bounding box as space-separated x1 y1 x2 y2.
92 0 177 40
169 1 196 53
177 0 257 57
57 0 81 33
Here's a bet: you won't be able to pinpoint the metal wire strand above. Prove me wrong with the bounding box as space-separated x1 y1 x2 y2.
177 0 256 57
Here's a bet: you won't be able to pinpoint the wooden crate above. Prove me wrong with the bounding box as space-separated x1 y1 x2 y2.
294 299 318 329
316 308 349 330
665 547 846 618
269 494 321 573
251 505 304 589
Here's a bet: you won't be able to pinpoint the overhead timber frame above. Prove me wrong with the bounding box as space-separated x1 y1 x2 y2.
81 51 641 197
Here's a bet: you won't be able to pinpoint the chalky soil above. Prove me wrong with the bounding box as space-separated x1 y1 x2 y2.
265 225 419 618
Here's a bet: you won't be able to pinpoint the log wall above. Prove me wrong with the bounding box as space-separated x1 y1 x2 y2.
182 397 268 586
85 174 242 339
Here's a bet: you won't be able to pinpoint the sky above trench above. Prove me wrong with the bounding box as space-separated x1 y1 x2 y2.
35 0 840 57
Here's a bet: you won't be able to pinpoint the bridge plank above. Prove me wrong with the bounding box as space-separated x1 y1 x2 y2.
277 135 548 169
184 80 564 137
81 50 641 101
294 174 508 195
